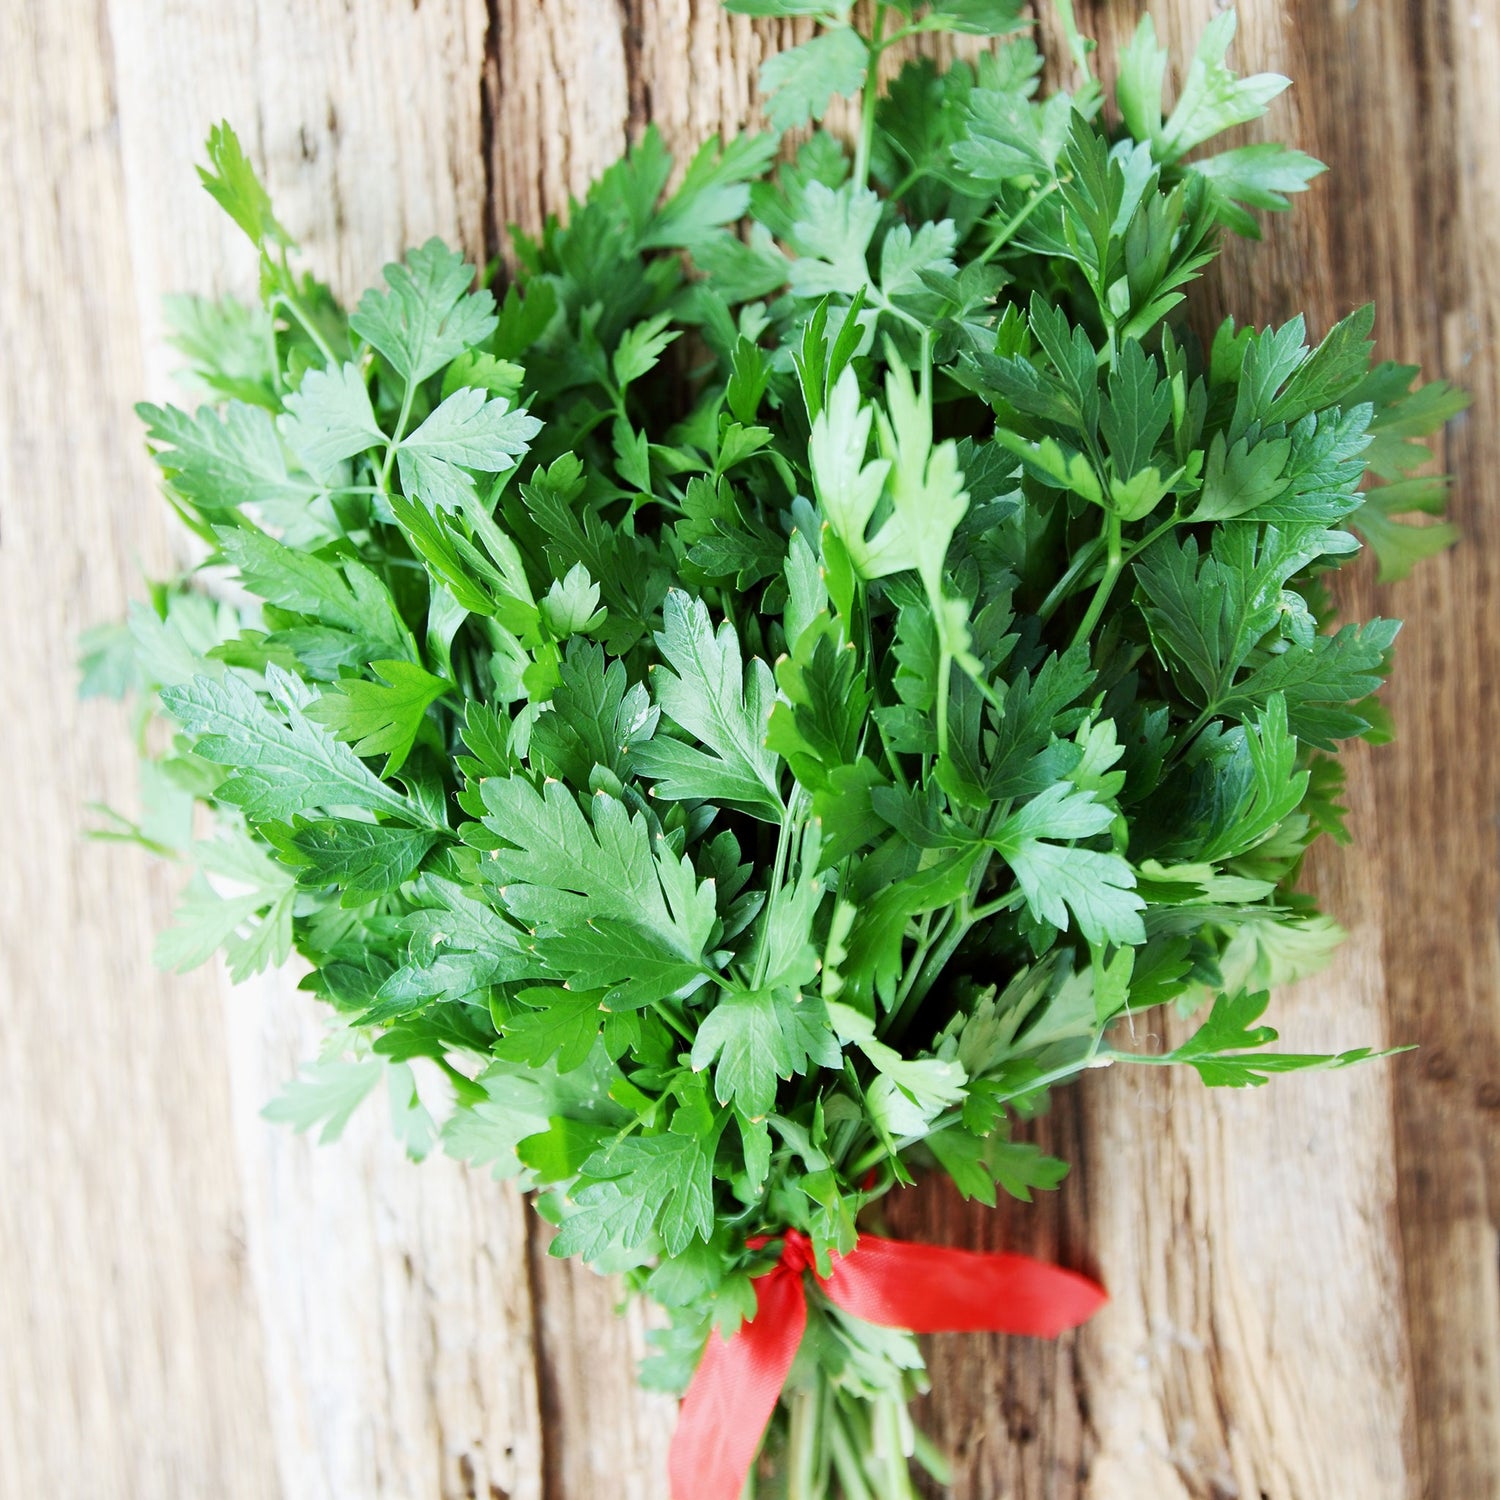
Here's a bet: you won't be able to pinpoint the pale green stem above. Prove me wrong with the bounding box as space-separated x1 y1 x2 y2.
828 1401 878 1500
271 250 339 367
1119 506 1184 566
1036 534 1105 625
787 1384 821 1500
934 647 951 761
874 1394 917 1499
273 294 338 367
852 4 889 191
751 791 799 990
379 380 418 491
845 1039 1113 1179
973 178 1063 268
1069 509 1124 650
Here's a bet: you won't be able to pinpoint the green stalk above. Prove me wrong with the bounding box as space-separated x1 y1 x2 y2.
828 1399 878 1500
379 378 417 491
844 1042 1113 1180
934 646 951 761
852 3 888 191
1035 534 1105 624
972 178 1062 268
1069 509 1124 651
271 250 339 366
751 791 800 990
786 1384 822 1500
874 1393 918 1499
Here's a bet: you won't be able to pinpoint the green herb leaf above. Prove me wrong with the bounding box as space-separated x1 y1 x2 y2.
349 239 498 386
634 591 784 821
161 667 438 827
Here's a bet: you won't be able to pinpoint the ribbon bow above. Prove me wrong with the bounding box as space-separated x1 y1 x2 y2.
669 1229 1107 1499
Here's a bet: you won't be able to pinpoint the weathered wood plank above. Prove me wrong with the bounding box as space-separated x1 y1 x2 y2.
0 2 280 1496
1097 5 1500 1495
97 5 562 1498
897 2 1499 1493
4 1 1496 1497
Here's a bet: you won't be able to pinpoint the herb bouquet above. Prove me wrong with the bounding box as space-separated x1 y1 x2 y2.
85 1 1464 1495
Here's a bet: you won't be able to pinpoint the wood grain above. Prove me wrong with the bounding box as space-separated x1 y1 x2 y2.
0 2 279 1496
2 1 1495 1497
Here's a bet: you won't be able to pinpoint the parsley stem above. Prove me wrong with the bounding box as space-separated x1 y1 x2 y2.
1035 534 1105 625
869 288 926 335
966 891 1023 924
853 3 888 190
270 252 339 367
972 179 1061 268
657 1000 696 1046
751 792 800 991
891 910 946 1017
934 646 951 761
379 380 418 491
272 292 339 368
787 1382 821 1500
1070 510 1124 650
886 162 924 201
1038 507 1183 630
827 1400 876 1500
843 1047 1113 1181
1119 506 1184 567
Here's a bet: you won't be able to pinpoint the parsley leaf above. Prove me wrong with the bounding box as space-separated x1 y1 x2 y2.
395 388 542 513
633 591 784 821
759 28 869 132
306 659 449 775
161 666 440 828
349 239 497 386
555 1125 717 1260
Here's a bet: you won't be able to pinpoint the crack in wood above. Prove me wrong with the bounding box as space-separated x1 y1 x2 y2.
522 1202 563 1500
479 0 503 270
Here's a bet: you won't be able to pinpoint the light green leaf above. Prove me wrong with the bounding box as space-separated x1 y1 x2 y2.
759 27 868 132
216 527 413 659
612 313 681 388
871 355 970 596
263 1056 383 1143
161 666 437 827
198 121 290 247
280 362 384 475
138 400 318 516
281 817 438 903
480 778 717 990
643 133 782 253
396 388 542 513
788 182 882 299
1147 990 1397 1088
992 795 1145 948
809 366 893 579
555 1127 716 1260
633 591 783 821
691 986 841 1119
1157 13 1289 162
925 0 1028 36
541 563 607 638
349 239 498 386
155 829 296 981
306 659 448 775
497 987 606 1073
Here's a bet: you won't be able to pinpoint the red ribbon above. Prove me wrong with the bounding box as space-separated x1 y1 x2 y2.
669 1229 1107 1500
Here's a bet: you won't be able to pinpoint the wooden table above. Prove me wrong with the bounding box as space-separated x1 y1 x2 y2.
2 2 1495 1495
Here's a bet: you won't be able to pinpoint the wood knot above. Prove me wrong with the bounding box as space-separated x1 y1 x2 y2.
1423 1048 1458 1083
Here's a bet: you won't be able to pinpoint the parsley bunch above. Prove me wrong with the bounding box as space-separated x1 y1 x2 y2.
85 1 1464 1493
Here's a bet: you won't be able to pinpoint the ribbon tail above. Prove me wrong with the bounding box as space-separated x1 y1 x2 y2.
820 1237 1107 1337
669 1266 808 1500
